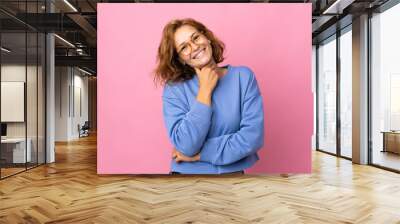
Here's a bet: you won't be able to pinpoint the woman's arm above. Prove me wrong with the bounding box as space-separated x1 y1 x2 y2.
163 66 219 157
198 68 264 165
163 84 213 157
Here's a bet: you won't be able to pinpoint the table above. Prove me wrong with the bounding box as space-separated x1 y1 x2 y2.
381 131 400 154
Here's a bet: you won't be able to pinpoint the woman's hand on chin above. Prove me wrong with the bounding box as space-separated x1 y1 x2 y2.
195 65 219 106
172 148 200 163
194 65 219 94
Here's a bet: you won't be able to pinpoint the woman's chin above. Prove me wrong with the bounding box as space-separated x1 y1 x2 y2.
191 59 212 69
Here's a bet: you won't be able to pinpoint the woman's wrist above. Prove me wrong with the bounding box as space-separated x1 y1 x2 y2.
199 86 213 96
194 153 201 161
197 88 212 106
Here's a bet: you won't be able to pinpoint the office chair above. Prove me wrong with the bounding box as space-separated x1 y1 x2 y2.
79 121 90 138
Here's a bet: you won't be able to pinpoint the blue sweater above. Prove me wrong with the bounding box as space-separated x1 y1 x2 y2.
162 65 264 174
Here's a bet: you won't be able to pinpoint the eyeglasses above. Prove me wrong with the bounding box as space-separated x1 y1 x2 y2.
177 32 206 56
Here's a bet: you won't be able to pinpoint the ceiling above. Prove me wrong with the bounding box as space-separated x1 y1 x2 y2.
0 0 392 75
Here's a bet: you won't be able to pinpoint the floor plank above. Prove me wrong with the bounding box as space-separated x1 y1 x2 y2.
1 134 400 223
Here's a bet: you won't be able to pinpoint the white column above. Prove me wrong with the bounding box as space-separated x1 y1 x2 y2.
46 1 55 163
46 33 55 163
352 14 369 164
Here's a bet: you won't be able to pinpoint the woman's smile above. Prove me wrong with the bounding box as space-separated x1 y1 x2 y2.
192 47 206 59
190 45 212 68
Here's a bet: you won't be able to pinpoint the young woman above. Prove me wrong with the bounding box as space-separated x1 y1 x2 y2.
154 18 264 174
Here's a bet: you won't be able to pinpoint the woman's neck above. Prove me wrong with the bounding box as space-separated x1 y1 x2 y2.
201 59 217 70
201 60 226 76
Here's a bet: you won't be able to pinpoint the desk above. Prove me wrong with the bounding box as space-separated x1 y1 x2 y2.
1 138 32 163
381 131 400 154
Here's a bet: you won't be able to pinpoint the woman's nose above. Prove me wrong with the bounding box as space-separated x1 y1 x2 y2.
190 42 200 51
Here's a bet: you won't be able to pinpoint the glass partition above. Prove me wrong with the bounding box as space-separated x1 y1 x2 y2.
1 30 28 177
0 1 46 179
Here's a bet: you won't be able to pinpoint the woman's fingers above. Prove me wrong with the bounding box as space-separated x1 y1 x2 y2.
172 148 177 159
174 151 185 163
173 149 200 163
194 67 201 75
196 66 219 95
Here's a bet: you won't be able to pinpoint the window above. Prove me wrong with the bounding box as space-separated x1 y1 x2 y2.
317 35 337 154
340 27 352 158
371 2 400 171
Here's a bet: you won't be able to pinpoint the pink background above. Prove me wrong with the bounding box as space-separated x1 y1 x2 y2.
97 3 312 174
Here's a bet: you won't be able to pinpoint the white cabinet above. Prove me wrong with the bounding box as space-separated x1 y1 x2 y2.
1 138 32 163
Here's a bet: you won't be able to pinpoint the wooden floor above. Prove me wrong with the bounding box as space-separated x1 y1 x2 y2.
1 134 400 223
373 150 400 171
0 167 26 178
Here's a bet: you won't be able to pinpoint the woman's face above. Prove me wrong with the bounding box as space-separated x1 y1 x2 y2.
174 25 214 69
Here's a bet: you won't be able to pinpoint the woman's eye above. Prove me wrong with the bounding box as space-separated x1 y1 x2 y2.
194 35 200 41
181 46 187 51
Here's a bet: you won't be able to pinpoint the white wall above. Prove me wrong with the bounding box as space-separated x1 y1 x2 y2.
1 65 42 137
55 66 89 141
72 72 89 138
55 66 69 141
1 65 26 131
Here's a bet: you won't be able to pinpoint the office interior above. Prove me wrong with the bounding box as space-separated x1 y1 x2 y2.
0 0 400 223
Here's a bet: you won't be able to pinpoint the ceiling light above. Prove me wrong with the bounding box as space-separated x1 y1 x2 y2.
78 67 93 76
63 0 78 12
1 47 11 53
54 34 75 48
322 0 354 15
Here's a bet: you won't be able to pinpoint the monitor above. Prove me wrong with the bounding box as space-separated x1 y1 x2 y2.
1 123 7 137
